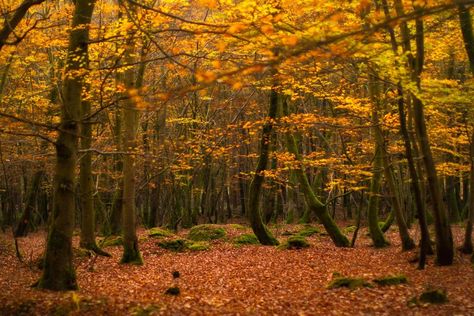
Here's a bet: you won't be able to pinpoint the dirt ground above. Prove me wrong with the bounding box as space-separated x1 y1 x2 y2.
0 223 473 315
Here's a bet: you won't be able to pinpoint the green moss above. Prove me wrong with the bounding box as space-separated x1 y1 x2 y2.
296 225 321 237
279 236 310 250
188 224 226 241
120 244 143 265
158 238 187 252
373 274 408 286
419 288 448 304
233 233 259 246
148 227 173 238
286 210 295 224
327 276 372 289
101 236 122 247
343 225 357 233
130 304 160 316
228 224 247 230
186 241 210 251
73 247 94 258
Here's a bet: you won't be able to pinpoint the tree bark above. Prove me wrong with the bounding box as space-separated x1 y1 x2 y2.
458 3 474 255
247 89 279 246
36 0 95 290
119 0 142 264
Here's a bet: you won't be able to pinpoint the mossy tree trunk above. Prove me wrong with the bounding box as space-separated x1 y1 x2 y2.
119 0 142 264
377 123 415 250
381 0 432 267
411 12 453 265
282 98 349 247
36 0 95 291
247 88 279 246
458 3 474 255
367 73 389 248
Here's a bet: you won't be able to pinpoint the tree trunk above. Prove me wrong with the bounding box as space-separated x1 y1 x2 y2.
367 73 389 248
247 89 279 246
458 3 474 255
282 99 349 247
119 1 142 264
14 170 44 237
36 0 95 290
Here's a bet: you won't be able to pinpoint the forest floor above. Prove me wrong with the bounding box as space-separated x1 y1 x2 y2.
0 222 473 315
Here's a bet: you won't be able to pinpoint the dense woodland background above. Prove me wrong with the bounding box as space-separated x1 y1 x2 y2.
0 0 473 310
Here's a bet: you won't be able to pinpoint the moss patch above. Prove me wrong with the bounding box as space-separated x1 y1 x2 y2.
158 239 187 252
228 224 247 230
188 224 226 241
73 247 94 258
327 276 372 289
419 288 448 304
343 225 357 233
296 225 321 237
279 236 310 250
100 236 122 247
233 233 259 246
130 304 160 316
148 227 174 238
186 241 210 251
373 274 408 286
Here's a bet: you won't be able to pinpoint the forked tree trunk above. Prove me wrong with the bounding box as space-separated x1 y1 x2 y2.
282 99 349 247
36 0 95 291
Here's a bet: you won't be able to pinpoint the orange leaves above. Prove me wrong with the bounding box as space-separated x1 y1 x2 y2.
281 35 298 46
195 70 217 83
227 22 247 34
196 0 219 9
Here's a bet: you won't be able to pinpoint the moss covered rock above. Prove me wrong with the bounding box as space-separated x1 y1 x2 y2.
419 288 448 304
186 241 210 251
327 276 372 289
373 274 408 286
296 225 321 237
148 227 173 238
233 233 259 246
188 224 226 241
279 236 310 250
157 239 187 252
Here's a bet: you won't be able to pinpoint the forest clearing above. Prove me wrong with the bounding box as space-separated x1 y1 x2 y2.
1 224 473 315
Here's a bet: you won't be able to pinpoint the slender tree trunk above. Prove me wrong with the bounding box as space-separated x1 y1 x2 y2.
119 1 142 264
367 73 389 248
458 3 474 255
14 170 44 237
36 0 95 290
379 135 415 250
247 89 279 246
79 89 110 256
381 0 432 267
